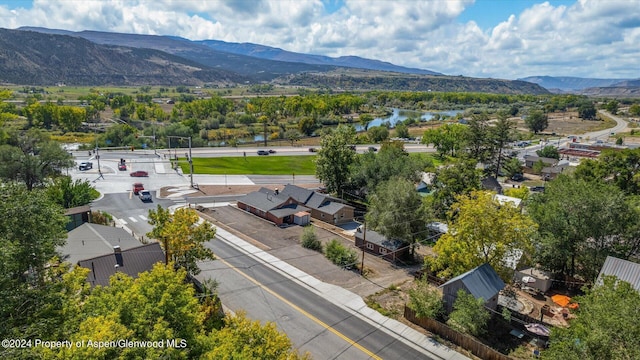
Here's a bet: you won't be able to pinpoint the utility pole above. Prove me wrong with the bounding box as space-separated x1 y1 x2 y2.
360 220 366 275
167 135 194 188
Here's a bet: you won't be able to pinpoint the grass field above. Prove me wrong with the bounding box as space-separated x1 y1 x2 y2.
183 151 441 175
182 155 317 175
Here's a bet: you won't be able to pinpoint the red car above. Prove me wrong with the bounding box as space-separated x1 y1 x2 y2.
118 163 127 171
130 170 149 177
132 182 144 195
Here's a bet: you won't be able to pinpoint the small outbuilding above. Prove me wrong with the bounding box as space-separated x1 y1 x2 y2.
354 225 410 263
439 263 505 313
293 211 310 226
515 267 553 293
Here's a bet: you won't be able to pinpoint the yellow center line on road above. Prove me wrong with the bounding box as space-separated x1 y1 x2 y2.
218 257 382 360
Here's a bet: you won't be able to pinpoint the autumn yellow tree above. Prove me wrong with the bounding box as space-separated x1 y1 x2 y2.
147 206 216 275
430 190 537 281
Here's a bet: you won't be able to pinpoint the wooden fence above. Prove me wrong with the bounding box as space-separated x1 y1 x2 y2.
404 306 512 360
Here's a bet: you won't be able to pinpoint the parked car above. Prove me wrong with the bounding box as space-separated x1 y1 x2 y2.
308 147 317 152
132 182 144 195
268 149 276 154
257 150 269 155
118 163 127 171
511 173 524 181
368 146 378 152
130 170 149 177
530 186 545 192
78 161 93 171
138 190 152 202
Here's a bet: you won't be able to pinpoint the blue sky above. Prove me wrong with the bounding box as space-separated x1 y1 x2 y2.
0 0 638 79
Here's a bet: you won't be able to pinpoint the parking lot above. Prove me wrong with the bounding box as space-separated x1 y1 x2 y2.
200 205 417 297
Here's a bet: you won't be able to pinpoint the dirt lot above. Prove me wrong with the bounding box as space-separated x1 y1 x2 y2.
199 204 419 298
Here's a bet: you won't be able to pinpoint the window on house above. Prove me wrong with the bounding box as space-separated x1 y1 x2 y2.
379 248 387 255
366 243 374 250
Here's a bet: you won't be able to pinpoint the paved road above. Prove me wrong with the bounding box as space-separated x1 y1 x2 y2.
514 109 629 159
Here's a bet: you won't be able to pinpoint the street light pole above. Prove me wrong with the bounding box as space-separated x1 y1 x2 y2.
168 135 194 188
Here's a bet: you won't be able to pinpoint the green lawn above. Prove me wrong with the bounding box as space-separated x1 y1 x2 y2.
183 155 317 175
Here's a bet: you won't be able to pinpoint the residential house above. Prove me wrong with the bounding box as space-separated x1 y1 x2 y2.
524 155 558 169
354 225 410 263
236 188 309 225
280 184 355 225
78 243 165 287
64 205 91 231
439 263 505 313
541 164 569 180
596 256 640 292
61 223 144 265
60 223 164 287
481 176 503 194
416 172 435 196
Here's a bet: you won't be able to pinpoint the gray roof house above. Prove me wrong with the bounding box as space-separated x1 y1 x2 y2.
61 223 143 265
236 188 309 225
597 256 640 292
354 225 410 263
78 242 165 287
439 263 506 313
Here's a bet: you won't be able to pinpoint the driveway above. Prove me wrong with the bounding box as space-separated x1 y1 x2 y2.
201 205 418 297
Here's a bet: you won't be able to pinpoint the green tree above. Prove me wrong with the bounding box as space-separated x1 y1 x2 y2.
202 312 310 360
45 176 99 208
394 123 410 139
421 123 468 158
536 145 560 159
488 112 515 177
0 129 74 190
604 100 619 115
147 206 216 275
574 148 640 194
324 239 358 268
348 142 425 196
284 129 302 146
0 184 70 340
502 157 523 178
428 159 482 219
578 103 597 120
315 125 356 194
543 276 640 360
366 177 431 255
359 113 374 131
629 103 640 116
408 278 444 319
527 175 640 281
524 110 548 134
367 126 389 142
431 191 536 281
297 117 317 136
300 226 322 252
446 289 490 337
465 113 492 162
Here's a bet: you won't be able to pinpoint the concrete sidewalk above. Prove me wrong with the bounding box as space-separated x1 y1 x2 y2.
213 225 471 360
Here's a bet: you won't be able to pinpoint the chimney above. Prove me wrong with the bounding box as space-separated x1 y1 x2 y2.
114 246 123 267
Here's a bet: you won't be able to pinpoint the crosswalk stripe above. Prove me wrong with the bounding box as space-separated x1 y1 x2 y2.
119 218 128 225
139 215 148 221
128 216 138 223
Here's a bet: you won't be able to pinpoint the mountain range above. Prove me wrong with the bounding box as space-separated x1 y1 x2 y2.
1 26 634 96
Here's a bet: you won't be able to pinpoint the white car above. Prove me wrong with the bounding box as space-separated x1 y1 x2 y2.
138 190 152 202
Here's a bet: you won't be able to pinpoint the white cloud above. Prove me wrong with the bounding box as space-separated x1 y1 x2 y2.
0 0 637 79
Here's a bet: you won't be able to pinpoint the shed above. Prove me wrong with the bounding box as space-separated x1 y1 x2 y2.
293 211 310 226
64 205 91 231
596 256 640 292
354 225 410 263
439 263 505 313
516 267 553 293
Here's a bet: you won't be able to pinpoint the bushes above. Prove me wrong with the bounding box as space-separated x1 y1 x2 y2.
300 226 322 252
324 239 358 269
